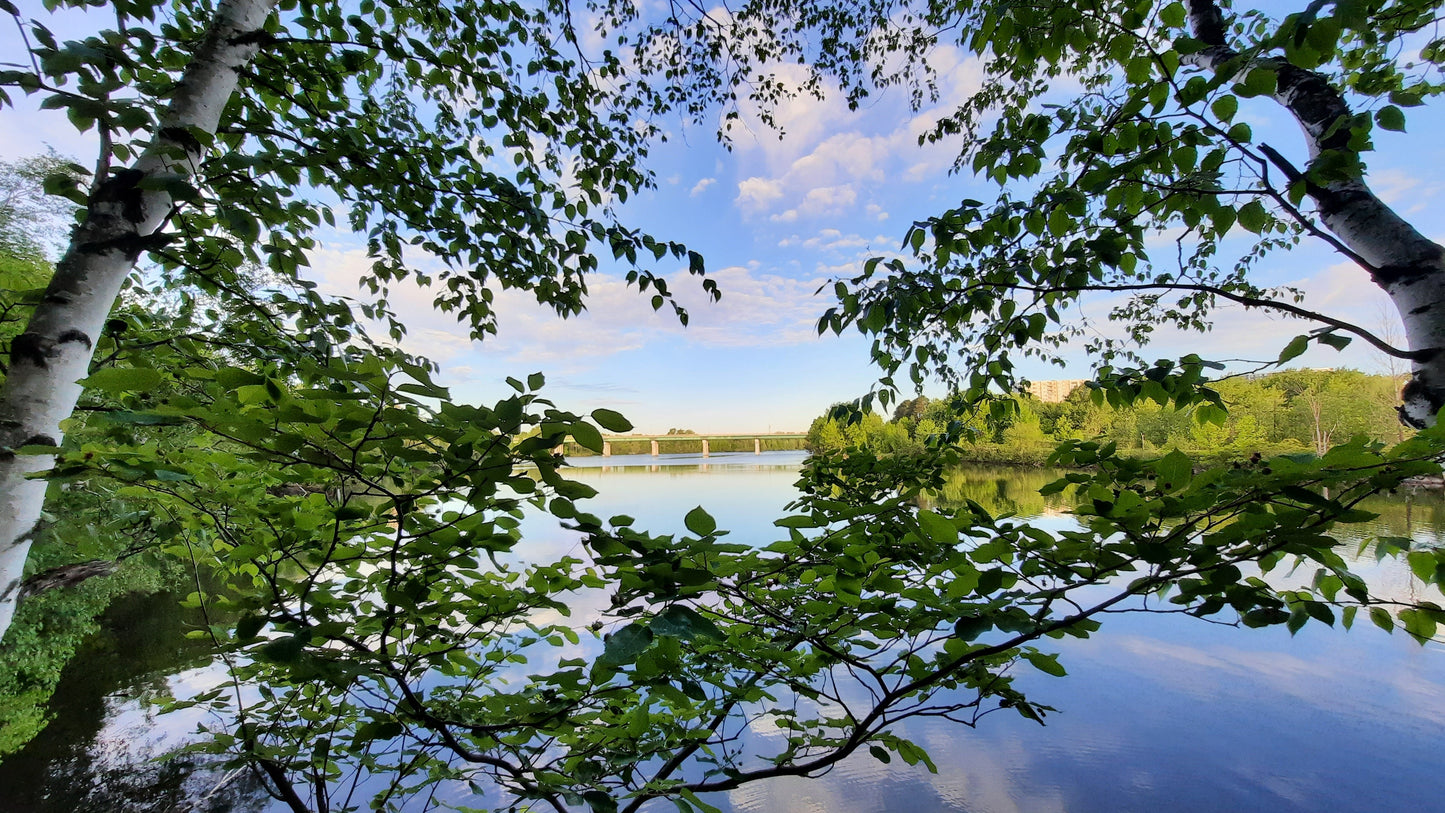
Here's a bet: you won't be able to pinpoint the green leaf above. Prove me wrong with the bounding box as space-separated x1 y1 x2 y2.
590 408 633 433
1241 67 1277 98
1278 335 1310 363
869 745 892 764
1370 606 1394 632
1237 200 1268 234
101 410 186 426
570 421 605 454
259 633 308 663
599 624 653 666
651 605 724 640
1047 206 1071 237
214 366 265 388
235 615 265 641
1401 608 1437 642
1023 651 1067 677
550 498 577 520
1154 450 1194 492
583 791 618 813
1160 2 1186 27
1407 550 1437 582
684 505 717 536
954 615 991 641
83 367 162 394
917 509 958 546
1376 105 1406 132
1210 95 1238 122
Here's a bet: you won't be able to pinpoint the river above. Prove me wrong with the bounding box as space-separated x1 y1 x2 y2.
2 451 1443 812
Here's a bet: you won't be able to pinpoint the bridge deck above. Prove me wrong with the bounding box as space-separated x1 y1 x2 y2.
563 432 809 457
600 433 806 441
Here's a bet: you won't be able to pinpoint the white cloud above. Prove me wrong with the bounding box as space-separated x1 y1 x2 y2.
690 176 717 196
478 263 832 371
804 185 857 212
300 238 844 377
306 244 478 365
778 227 877 253
1043 258 1403 377
730 63 862 173
725 48 985 222
769 184 858 222
1370 168 1438 214
736 177 785 212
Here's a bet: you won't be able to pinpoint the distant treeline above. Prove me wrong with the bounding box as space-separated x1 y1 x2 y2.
806 369 1408 465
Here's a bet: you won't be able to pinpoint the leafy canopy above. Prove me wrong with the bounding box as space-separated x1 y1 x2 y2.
6 0 1445 811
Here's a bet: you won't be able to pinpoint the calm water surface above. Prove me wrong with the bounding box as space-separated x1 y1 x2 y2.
3 451 1443 812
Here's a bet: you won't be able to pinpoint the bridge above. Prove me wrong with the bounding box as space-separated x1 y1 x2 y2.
580 433 808 457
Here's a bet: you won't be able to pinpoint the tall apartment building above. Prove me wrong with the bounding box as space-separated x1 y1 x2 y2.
1027 379 1086 403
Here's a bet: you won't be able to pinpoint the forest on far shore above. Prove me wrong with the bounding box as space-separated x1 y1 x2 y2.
806 369 1408 465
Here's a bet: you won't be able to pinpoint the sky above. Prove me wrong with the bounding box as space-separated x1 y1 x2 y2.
4 2 1444 434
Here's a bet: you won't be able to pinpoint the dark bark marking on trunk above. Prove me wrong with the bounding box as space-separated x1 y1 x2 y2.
9 333 55 368
229 29 272 46
156 126 205 155
1312 183 1383 220
1373 262 1437 287
57 329 92 349
21 435 57 447
0 579 19 603
45 166 160 268
92 167 149 224
79 231 171 261
1400 374 1445 428
41 268 86 300
1185 0 1227 44
7 329 92 369
1274 64 1354 152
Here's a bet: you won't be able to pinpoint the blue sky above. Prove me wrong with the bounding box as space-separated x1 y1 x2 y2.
5 3 1444 433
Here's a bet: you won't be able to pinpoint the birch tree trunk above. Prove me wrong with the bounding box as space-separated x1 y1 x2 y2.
0 0 278 641
1185 0 1445 430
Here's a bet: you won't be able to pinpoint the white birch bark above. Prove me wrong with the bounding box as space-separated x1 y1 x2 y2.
0 0 278 641
1184 0 1445 430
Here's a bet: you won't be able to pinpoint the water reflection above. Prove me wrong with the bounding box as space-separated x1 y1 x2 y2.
3 454 1444 813
0 590 269 812
709 466 1445 813
925 465 1075 518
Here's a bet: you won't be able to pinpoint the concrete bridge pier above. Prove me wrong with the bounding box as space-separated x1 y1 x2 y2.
702 439 709 457
650 439 659 456
602 441 611 457
754 438 761 454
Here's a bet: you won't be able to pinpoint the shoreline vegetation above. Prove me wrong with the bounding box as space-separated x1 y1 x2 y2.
807 369 1410 468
